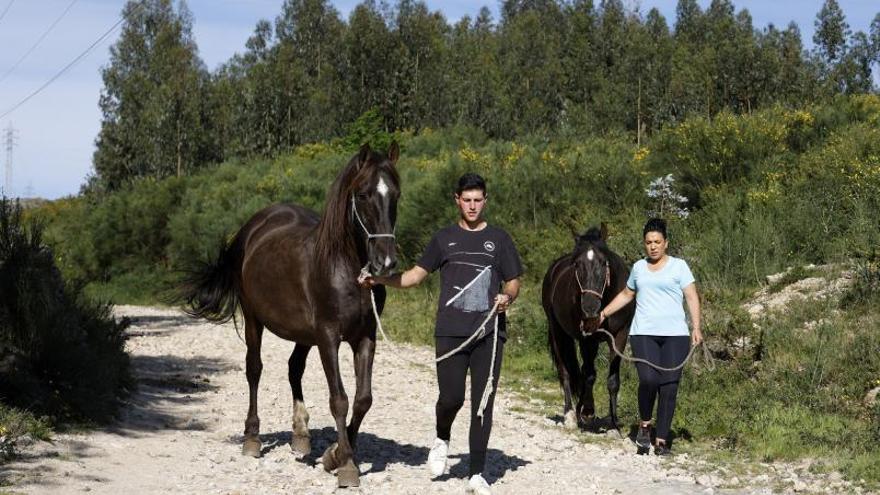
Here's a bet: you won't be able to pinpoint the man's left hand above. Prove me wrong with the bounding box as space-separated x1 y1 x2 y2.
495 294 512 313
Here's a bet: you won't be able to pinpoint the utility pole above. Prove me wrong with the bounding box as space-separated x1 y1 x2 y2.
3 122 18 198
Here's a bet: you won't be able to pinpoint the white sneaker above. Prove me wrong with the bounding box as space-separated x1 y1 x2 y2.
467 474 492 494
427 438 448 477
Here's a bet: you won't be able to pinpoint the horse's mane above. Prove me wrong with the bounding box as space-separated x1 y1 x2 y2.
314 150 400 270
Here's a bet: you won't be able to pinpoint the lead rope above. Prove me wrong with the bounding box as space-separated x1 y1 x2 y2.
359 265 502 420
359 265 394 346
553 260 714 372
593 327 715 372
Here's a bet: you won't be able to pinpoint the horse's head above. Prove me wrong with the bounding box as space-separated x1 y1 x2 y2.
572 224 611 321
350 142 401 277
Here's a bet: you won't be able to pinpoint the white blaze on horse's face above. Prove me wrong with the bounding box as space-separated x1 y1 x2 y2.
377 177 389 197
587 249 594 261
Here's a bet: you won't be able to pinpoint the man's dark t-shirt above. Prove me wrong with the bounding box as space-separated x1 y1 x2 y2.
417 224 524 339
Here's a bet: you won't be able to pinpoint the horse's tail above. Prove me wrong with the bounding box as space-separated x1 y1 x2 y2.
180 233 244 324
546 314 582 403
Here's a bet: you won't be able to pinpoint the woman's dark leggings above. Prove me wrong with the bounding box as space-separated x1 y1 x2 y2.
435 335 504 476
629 335 691 443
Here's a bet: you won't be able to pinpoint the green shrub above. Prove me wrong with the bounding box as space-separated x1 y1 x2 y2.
0 198 129 426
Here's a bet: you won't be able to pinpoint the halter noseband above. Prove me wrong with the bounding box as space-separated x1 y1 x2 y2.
574 260 610 302
351 195 396 240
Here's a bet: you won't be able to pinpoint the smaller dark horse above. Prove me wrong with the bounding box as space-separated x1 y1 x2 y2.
542 224 634 431
182 143 400 488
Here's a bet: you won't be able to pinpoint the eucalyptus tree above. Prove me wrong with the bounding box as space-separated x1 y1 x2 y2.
447 10 503 132
668 0 708 119
590 0 640 131
344 1 394 125
274 0 347 146
560 0 599 132
93 0 210 191
498 0 565 135
640 8 674 132
387 0 451 131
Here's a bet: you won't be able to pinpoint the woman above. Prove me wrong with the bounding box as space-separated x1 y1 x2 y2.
599 218 702 455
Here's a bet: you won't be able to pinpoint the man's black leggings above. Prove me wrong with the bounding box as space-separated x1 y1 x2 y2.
629 335 691 443
435 334 504 477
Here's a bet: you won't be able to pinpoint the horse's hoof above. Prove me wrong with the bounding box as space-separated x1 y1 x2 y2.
322 442 339 472
242 436 261 458
580 413 595 429
291 434 311 455
563 410 578 430
337 461 360 488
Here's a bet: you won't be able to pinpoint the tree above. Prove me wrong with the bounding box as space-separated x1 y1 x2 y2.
93 0 210 191
674 0 703 45
837 31 875 94
344 1 394 124
870 13 880 74
641 8 674 131
498 0 565 135
560 0 599 132
274 0 346 145
389 0 451 130
813 0 850 64
446 9 503 133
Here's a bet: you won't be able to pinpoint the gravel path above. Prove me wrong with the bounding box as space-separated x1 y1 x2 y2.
2 305 832 494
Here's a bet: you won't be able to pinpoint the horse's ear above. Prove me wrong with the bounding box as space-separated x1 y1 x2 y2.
600 222 608 241
358 143 371 169
569 225 579 244
387 141 399 166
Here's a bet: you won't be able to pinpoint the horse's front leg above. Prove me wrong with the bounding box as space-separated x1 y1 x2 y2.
548 318 578 429
346 335 375 449
578 337 599 427
317 335 360 488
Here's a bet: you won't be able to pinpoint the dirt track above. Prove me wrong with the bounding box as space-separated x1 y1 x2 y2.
3 305 823 494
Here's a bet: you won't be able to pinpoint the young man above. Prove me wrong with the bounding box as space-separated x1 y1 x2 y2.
363 173 523 494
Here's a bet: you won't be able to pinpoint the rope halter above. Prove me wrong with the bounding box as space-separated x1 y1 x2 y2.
351 195 395 240
574 260 610 301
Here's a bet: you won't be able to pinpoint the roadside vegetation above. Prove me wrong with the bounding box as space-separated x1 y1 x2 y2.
0 198 130 474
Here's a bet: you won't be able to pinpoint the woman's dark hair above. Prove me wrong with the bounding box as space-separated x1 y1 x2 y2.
456 173 487 196
643 218 667 239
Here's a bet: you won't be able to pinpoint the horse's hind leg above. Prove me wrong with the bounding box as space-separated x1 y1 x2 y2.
548 318 579 429
288 343 312 455
316 336 360 487
242 312 264 457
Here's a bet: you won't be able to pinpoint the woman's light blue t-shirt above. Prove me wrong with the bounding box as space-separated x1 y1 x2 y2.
626 256 695 336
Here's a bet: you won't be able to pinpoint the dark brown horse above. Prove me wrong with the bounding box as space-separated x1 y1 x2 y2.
182 143 400 487
542 224 634 431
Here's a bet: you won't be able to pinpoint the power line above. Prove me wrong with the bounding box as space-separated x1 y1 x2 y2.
0 0 13 25
0 5 133 120
0 0 79 86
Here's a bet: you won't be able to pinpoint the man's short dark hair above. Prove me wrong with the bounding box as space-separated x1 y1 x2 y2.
456 173 487 196
643 217 667 239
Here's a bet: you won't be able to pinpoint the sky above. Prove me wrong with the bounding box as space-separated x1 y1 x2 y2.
0 0 877 200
